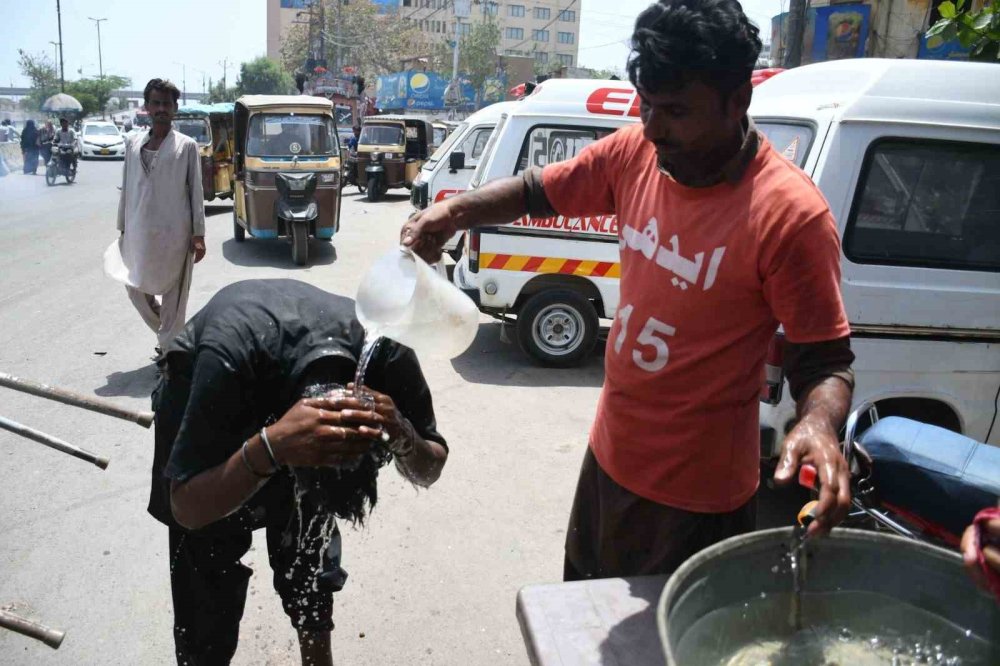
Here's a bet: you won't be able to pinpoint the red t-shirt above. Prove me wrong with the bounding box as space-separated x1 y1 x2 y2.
542 124 850 512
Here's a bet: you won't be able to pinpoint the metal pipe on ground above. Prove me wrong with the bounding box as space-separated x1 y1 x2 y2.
0 371 154 428
0 609 66 649
0 415 109 470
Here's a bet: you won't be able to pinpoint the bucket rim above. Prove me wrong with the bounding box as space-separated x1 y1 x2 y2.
656 527 965 665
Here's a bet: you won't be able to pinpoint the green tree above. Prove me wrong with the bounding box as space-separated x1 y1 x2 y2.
235 56 295 96
16 49 60 112
927 0 1000 60
429 20 502 105
280 0 429 81
206 79 237 104
65 75 131 117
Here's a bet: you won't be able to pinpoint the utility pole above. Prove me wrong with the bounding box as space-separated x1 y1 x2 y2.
55 0 65 92
783 0 808 68
88 17 107 118
334 0 342 72
219 58 229 94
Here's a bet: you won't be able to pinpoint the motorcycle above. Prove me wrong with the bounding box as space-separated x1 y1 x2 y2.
45 144 77 186
798 402 1000 550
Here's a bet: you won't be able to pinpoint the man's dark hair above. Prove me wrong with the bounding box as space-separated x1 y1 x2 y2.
627 0 762 98
144 78 181 105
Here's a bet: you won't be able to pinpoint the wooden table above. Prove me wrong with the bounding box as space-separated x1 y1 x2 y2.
516 575 669 666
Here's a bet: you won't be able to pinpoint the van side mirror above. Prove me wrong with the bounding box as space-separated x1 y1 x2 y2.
449 151 466 173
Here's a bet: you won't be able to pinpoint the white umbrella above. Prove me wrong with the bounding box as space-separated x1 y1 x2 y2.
41 93 83 114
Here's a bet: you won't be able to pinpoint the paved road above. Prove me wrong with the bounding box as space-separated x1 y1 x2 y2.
0 160 803 665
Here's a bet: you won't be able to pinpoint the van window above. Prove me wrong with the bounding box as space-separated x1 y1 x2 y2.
513 125 616 174
756 122 813 168
428 122 467 164
469 114 508 190
459 126 493 165
845 139 1000 273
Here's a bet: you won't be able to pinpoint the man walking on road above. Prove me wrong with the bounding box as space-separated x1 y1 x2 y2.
105 78 206 356
403 0 855 580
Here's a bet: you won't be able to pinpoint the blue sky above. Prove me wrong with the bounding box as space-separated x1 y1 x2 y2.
0 0 785 90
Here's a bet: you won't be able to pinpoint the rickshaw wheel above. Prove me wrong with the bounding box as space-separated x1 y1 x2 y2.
232 209 245 242
366 177 382 203
357 181 367 194
291 223 308 266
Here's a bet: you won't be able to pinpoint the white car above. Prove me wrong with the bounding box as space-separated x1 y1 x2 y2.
78 121 126 159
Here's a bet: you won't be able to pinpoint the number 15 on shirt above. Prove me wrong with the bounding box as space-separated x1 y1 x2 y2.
613 304 677 373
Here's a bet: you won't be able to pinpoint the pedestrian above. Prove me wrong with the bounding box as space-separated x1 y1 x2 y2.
403 0 855 581
0 119 14 142
152 278 448 666
104 78 206 358
38 120 55 167
19 120 39 174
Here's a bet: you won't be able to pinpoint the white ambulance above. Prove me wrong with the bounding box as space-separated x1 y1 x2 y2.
454 62 1000 452
451 78 642 366
410 101 518 257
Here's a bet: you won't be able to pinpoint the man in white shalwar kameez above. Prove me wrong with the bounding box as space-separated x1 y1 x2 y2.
105 78 206 354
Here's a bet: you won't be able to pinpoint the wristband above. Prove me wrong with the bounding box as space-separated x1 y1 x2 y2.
241 440 274 478
259 427 281 470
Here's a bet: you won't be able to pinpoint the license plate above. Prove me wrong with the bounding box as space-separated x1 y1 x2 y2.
101 149 109 155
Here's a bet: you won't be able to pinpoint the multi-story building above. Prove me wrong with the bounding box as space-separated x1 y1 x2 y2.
400 0 581 69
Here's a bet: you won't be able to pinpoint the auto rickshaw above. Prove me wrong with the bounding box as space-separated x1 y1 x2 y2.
355 116 433 203
233 95 342 266
174 103 236 201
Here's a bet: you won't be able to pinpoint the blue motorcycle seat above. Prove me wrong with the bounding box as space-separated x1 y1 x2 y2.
857 416 1000 538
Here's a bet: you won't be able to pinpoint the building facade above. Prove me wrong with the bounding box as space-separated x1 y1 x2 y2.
397 0 581 69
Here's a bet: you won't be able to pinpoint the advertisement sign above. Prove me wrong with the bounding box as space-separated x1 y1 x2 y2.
917 33 971 60
771 4 870 64
376 70 507 111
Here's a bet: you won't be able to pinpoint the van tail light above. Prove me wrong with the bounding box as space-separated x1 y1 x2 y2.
760 331 785 405
468 230 480 273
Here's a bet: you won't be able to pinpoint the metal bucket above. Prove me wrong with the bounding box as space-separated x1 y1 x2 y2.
657 527 1000 665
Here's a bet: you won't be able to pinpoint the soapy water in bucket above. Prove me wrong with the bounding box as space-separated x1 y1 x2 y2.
673 590 992 665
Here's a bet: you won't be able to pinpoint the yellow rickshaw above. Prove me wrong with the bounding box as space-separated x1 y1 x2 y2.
355 116 433 203
233 95 342 266
174 103 236 201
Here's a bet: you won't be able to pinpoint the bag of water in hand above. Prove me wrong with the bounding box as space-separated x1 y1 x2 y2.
356 248 478 358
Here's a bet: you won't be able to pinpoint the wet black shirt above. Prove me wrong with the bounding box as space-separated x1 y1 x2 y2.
148 279 445 526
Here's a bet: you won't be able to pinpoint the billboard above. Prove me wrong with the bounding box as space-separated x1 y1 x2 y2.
771 4 870 64
375 70 506 111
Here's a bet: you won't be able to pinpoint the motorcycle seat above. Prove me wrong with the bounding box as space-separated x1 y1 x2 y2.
857 416 1000 538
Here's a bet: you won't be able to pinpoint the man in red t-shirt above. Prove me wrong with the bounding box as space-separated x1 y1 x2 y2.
403 0 855 580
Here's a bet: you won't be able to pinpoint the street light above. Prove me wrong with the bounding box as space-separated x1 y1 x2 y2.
48 41 60 66
88 17 107 118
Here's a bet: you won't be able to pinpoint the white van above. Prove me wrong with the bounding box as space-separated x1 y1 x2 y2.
750 59 1000 451
411 101 518 256
455 62 1000 450
451 79 641 365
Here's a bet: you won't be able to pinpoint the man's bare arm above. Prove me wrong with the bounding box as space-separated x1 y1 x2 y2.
401 176 528 263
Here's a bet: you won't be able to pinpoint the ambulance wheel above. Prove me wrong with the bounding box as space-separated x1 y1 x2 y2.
233 209 245 242
517 290 598 367
291 223 308 266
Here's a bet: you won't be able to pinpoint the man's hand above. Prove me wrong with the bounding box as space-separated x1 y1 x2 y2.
772 414 851 537
347 383 412 446
266 397 382 468
191 235 206 263
400 203 460 264
961 513 1000 591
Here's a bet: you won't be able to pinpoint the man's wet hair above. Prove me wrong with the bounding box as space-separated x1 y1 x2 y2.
144 78 181 105
627 0 762 99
